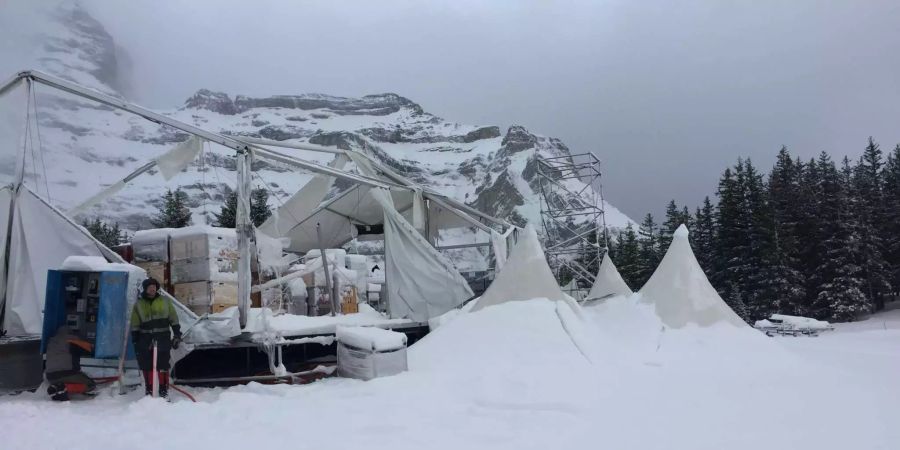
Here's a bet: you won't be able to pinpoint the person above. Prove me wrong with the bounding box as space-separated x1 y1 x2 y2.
45 325 97 401
131 277 181 398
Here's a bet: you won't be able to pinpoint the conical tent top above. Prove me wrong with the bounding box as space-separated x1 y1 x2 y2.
638 223 746 328
586 253 633 300
471 225 566 312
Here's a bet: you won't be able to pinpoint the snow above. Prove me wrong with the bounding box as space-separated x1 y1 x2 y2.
336 326 407 352
2 298 900 449
243 303 413 337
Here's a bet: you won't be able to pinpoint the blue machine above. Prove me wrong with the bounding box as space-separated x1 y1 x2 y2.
41 270 135 360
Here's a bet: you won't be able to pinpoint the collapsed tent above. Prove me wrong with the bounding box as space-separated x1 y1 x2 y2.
471 225 571 312
258 150 481 322
638 224 746 328
586 253 633 301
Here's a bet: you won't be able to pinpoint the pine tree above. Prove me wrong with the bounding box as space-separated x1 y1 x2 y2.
659 200 681 251
151 188 192 228
636 213 661 286
713 163 745 305
808 153 869 321
679 205 692 230
613 223 641 289
851 138 891 310
215 188 238 228
250 188 272 226
741 159 781 319
82 218 123 248
795 157 823 316
883 144 900 296
692 196 717 274
763 147 806 315
215 187 273 228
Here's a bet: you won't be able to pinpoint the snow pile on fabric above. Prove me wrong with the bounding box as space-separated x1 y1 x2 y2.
639 224 747 328
337 326 407 351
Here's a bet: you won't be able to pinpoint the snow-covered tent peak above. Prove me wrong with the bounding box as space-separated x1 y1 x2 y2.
638 224 747 329
471 225 568 312
586 253 633 301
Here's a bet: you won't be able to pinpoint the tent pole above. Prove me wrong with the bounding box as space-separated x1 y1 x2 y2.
316 223 337 316
235 150 253 328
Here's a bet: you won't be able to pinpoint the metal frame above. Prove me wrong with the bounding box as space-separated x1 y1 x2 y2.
536 152 608 286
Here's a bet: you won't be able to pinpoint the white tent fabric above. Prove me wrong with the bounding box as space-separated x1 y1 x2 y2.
586 253 633 300
0 187 11 316
258 154 349 248
471 225 569 312
156 136 204 180
639 224 747 328
3 188 110 334
372 187 474 321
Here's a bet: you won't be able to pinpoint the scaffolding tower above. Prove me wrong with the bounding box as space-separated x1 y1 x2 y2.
536 153 608 292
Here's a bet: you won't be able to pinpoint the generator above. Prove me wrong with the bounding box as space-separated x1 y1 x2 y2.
41 270 135 360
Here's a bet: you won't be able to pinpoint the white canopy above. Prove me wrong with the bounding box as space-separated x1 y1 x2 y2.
586 253 633 301
638 224 746 328
471 225 568 312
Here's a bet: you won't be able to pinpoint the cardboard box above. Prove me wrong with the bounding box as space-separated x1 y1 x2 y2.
135 261 168 288
169 227 239 261
170 257 238 284
173 281 238 307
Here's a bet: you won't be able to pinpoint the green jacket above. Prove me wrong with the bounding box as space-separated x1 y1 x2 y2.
131 294 181 338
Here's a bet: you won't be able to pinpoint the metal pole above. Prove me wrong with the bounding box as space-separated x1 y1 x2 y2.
235 150 253 328
316 223 336 316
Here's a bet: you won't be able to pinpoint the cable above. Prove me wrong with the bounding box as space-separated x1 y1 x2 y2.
170 384 197 402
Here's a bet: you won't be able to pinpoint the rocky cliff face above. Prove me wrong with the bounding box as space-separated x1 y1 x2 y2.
8 4 633 241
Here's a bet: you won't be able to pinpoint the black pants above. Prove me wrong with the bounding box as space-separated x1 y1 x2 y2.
134 334 172 372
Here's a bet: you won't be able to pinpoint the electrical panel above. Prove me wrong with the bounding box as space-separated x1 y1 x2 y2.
42 270 134 359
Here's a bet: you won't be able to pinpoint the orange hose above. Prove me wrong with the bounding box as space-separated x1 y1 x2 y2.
171 384 197 402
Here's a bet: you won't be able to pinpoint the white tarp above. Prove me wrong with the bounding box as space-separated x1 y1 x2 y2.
471 225 568 312
586 253 633 300
3 188 109 334
258 154 349 249
372 186 473 321
156 136 203 180
639 224 747 328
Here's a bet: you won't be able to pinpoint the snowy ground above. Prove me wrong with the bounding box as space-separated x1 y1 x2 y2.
2 299 898 450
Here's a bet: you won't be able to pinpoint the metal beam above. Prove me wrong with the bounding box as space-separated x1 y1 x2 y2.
23 70 251 153
237 136 344 154
251 146 405 191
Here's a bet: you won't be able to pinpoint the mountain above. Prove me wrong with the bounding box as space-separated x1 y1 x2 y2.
6 4 634 248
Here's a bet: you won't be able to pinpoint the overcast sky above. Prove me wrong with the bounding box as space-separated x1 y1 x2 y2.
6 0 900 219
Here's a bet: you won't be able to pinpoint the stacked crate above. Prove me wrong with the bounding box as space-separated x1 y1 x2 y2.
132 229 173 292
168 226 240 316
